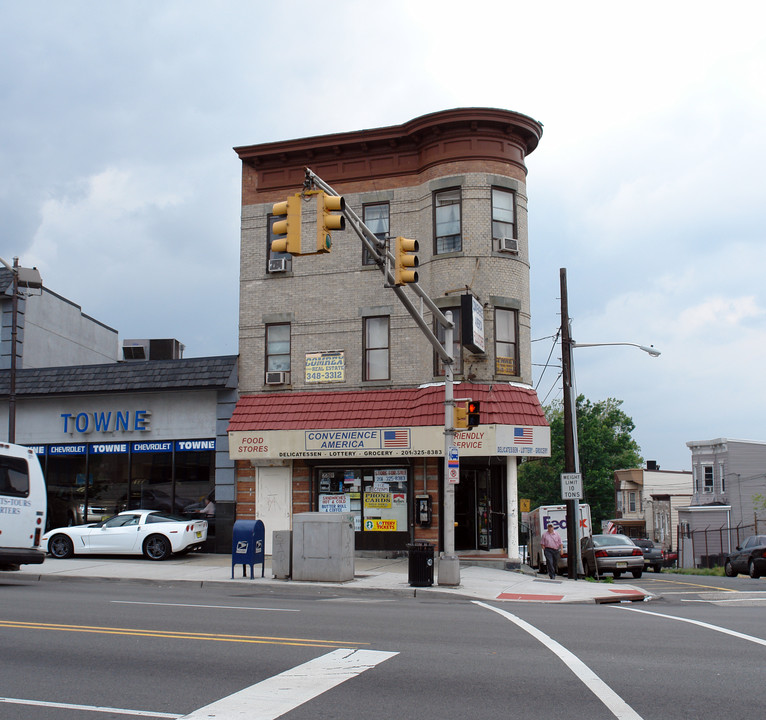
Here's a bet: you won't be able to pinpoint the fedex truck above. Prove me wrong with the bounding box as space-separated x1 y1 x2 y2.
528 503 591 574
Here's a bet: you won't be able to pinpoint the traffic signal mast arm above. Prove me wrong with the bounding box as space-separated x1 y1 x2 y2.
304 167 453 364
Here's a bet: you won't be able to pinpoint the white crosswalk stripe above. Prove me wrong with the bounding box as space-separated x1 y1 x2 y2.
180 648 398 719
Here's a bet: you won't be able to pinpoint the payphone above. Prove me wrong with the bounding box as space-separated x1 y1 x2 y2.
416 494 432 527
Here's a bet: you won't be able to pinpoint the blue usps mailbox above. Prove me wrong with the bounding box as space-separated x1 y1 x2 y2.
231 519 265 579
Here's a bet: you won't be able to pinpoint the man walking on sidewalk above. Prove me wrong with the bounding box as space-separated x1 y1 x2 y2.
541 524 563 579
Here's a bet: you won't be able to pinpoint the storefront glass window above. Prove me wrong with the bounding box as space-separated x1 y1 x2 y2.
87 449 130 522
317 467 408 534
45 447 87 528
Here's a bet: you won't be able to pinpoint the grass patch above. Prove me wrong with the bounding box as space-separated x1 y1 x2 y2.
669 567 725 576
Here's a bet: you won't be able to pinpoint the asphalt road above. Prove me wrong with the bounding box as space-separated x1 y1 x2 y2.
1 573 765 719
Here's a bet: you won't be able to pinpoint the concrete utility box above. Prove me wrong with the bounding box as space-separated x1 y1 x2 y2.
291 512 355 582
272 530 292 579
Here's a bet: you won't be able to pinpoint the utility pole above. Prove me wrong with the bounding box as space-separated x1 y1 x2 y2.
560 268 578 579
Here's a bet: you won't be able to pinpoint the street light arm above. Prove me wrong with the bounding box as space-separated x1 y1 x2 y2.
572 341 661 357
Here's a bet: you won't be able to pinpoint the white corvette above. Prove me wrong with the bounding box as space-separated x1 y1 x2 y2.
41 509 208 561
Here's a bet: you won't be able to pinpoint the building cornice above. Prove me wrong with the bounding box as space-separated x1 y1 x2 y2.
234 107 543 199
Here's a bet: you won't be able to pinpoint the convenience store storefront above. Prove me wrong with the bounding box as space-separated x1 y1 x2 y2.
228 383 550 554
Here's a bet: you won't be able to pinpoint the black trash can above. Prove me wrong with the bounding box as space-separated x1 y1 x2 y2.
407 541 434 587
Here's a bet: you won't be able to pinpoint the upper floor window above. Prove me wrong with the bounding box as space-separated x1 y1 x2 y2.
494 308 518 376
434 188 461 254
720 464 726 493
435 310 462 376
703 465 713 493
363 316 390 381
266 323 291 377
362 203 389 266
628 491 637 513
492 187 516 241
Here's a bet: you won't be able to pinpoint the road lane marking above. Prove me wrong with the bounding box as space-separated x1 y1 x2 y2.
179 648 398 720
0 695 180 718
613 605 766 646
644 577 739 592
0 620 364 648
474 601 644 720
112 600 299 612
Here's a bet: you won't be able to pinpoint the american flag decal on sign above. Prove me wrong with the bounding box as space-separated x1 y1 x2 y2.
513 427 533 445
383 429 410 448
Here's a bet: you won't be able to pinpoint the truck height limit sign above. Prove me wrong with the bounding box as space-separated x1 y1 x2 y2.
560 473 582 500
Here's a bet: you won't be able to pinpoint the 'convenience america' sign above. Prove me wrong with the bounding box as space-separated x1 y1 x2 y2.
305 428 411 451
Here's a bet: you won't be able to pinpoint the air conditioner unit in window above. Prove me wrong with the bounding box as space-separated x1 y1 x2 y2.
265 371 287 385
268 257 290 273
499 237 519 253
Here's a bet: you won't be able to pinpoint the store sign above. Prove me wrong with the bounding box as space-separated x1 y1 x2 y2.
495 425 551 456
229 425 551 459
364 519 398 531
305 429 410 452
461 293 485 354
305 351 345 383
319 494 351 513
60 409 151 434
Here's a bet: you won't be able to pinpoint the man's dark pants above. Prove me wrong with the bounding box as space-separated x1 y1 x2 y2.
544 547 560 579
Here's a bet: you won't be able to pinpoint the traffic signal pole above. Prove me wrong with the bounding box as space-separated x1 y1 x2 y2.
304 168 460 584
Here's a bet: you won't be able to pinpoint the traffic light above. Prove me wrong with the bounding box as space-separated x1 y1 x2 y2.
271 194 302 255
316 192 345 253
454 403 468 429
394 236 419 285
467 400 481 428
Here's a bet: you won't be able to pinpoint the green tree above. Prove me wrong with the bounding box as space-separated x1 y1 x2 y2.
518 396 643 528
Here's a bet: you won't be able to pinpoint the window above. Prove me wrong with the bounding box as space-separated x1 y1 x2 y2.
703 465 713 493
434 188 461 254
492 187 516 240
267 215 289 270
628 492 636 513
435 310 462 376
495 308 518 376
719 463 726 493
364 316 389 381
0 456 29 498
362 203 389 266
266 323 291 376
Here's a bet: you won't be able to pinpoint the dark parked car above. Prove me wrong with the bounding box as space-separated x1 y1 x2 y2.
632 538 663 573
581 533 645 579
724 535 766 578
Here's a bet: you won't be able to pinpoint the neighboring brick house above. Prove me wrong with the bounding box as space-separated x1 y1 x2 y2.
612 461 692 552
228 108 551 559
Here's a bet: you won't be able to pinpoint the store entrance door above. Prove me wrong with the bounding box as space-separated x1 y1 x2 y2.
454 467 506 551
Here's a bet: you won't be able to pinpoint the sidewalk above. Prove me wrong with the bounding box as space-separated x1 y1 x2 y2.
15 554 653 604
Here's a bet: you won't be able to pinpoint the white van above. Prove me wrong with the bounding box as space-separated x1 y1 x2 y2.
527 503 591 574
0 442 47 570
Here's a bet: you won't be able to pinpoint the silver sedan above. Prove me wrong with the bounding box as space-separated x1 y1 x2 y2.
581 533 645 579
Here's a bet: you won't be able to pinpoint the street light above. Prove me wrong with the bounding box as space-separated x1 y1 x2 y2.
573 341 661 358
1 256 43 443
560 268 660 578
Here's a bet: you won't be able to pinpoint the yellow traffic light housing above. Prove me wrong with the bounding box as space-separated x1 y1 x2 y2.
454 403 468 429
467 401 481 428
271 194 302 255
316 192 345 253
394 236 419 285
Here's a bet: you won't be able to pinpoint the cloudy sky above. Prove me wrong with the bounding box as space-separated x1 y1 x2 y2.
2 1 764 471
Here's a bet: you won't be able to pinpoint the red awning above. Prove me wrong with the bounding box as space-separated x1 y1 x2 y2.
228 382 547 432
